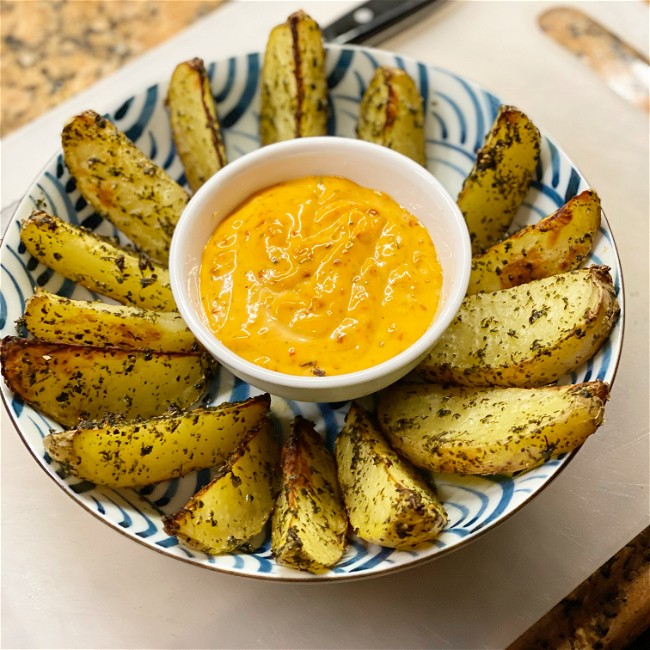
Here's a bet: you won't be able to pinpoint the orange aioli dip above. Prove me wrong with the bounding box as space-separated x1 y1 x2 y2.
200 175 442 377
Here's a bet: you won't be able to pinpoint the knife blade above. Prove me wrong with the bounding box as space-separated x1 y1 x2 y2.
322 0 444 45
539 7 650 112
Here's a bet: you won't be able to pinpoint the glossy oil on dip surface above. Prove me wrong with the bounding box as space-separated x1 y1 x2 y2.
200 175 442 376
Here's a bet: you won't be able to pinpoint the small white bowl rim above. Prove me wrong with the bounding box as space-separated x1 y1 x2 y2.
170 137 471 395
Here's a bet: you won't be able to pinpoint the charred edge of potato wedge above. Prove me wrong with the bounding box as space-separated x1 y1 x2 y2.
61 110 189 263
0 336 215 428
21 288 196 352
167 57 227 193
20 210 176 311
162 419 280 554
457 105 542 256
260 10 328 145
335 403 447 550
356 66 426 166
377 381 609 475
467 189 602 295
43 394 271 488
271 416 348 573
418 266 620 387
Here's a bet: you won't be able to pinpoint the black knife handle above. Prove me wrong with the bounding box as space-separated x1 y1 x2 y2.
322 0 442 45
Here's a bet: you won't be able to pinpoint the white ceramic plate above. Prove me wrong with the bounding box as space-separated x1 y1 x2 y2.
0 45 624 581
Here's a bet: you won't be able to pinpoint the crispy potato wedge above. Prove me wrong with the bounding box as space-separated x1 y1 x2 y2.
62 110 189 263
163 419 280 554
467 189 602 295
457 105 541 255
167 57 227 192
44 394 270 488
0 337 213 427
260 10 328 145
356 66 426 165
20 210 176 311
335 403 447 549
271 417 348 573
377 381 608 475
22 288 196 352
418 266 619 387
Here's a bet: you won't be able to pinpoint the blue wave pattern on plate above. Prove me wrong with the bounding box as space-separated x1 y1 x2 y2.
0 46 623 581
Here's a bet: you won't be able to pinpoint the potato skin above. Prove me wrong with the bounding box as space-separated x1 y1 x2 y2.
356 66 426 165
457 105 541 255
260 10 328 145
62 110 189 263
163 419 280 554
0 336 213 427
468 189 602 295
22 288 195 352
335 403 447 549
418 266 619 387
167 57 227 192
272 417 348 573
377 381 608 475
20 210 176 311
44 394 270 488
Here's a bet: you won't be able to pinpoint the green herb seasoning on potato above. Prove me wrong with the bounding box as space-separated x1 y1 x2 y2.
0 337 214 427
44 395 270 488
22 288 195 352
418 266 619 387
377 381 609 475
457 105 541 255
272 417 348 573
167 57 227 192
21 210 176 311
163 419 280 554
62 110 189 263
357 65 426 165
260 10 328 145
335 403 447 549
468 189 602 295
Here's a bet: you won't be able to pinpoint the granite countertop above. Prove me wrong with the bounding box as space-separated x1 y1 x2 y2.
0 0 223 137
0 1 647 648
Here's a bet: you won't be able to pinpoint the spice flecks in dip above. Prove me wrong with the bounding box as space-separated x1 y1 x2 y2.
200 175 442 376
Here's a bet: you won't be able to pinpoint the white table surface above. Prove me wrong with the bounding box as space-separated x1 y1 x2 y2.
1 1 648 648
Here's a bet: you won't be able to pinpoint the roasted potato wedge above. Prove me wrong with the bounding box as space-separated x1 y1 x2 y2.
467 189 601 295
167 57 227 192
62 110 189 263
260 10 328 145
163 419 280 554
21 289 196 352
335 403 447 549
44 394 270 488
0 337 213 427
20 210 176 311
272 417 348 573
418 266 619 387
457 105 541 255
356 65 426 165
377 381 608 475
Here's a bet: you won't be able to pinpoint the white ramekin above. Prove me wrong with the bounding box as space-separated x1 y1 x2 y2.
170 137 471 402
